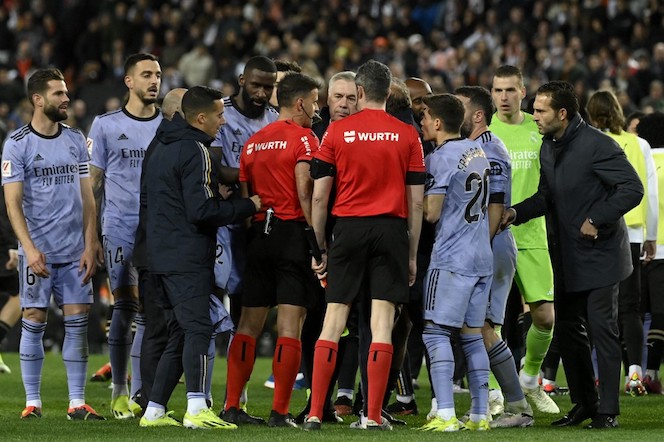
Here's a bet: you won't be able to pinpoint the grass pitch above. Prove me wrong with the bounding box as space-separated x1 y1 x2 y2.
0 353 663 441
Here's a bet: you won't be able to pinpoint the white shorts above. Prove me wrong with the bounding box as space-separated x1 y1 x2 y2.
19 258 93 308
423 268 492 328
103 235 138 293
486 230 517 325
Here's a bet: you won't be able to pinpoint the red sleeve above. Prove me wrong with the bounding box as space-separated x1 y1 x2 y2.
407 127 425 172
314 122 336 164
294 130 319 163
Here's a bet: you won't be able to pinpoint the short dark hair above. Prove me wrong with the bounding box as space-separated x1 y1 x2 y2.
536 81 579 119
636 112 664 147
274 59 302 73
586 90 624 134
124 53 159 76
422 94 465 133
277 72 321 108
494 65 524 86
182 86 223 122
455 86 495 125
355 59 391 103
386 78 411 116
625 111 645 131
27 68 65 105
244 56 277 75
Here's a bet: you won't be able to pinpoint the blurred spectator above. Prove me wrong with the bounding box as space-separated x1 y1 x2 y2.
178 43 215 87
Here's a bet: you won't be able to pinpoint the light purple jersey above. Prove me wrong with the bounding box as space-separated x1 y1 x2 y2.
211 96 277 292
475 130 512 207
2 124 90 263
425 138 493 276
212 96 278 168
88 108 162 240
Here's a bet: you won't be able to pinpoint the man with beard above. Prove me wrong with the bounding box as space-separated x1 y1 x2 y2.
88 53 163 419
2 68 104 420
211 55 277 423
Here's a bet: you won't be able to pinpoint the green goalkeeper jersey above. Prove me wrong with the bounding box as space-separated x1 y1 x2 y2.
489 112 548 249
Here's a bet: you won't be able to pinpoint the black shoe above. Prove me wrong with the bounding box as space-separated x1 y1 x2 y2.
386 399 419 416
323 408 343 423
220 407 266 425
333 396 353 416
302 416 321 431
585 414 618 429
382 409 406 426
267 410 298 428
551 404 596 427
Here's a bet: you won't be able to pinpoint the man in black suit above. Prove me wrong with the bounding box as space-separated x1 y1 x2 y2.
501 81 643 430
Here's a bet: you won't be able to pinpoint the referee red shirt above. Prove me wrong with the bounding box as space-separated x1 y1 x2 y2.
240 120 319 222
315 108 425 218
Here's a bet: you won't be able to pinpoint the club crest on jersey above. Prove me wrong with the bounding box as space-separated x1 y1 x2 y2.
2 160 11 177
69 146 78 159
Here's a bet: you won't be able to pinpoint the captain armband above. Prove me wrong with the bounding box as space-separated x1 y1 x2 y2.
310 158 336 179
489 192 505 204
406 171 426 185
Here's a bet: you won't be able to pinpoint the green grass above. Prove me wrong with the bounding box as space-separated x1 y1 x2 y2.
0 353 663 441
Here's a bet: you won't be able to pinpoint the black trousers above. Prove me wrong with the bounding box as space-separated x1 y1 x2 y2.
138 269 170 408
618 243 644 367
152 273 213 399
555 283 621 415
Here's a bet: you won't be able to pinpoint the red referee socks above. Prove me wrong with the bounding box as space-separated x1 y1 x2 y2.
367 342 393 423
309 339 338 420
225 333 256 411
272 336 302 415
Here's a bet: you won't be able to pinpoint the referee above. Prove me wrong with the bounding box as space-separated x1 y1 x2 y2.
304 60 425 431
223 72 322 428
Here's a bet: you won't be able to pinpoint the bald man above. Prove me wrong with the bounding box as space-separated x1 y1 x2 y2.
405 78 432 121
161 88 187 120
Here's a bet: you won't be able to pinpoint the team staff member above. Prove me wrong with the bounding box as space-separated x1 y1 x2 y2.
88 53 163 419
304 60 425 431
456 86 533 428
637 112 664 394
144 86 260 430
313 71 357 140
489 65 557 414
586 90 658 396
133 88 186 414
3 68 104 420
223 72 321 428
501 81 643 429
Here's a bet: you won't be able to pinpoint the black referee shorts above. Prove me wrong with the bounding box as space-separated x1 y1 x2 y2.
0 274 19 297
326 216 409 305
242 220 319 309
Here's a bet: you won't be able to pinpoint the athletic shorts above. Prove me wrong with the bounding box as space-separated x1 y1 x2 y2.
214 227 232 291
423 268 492 329
103 235 138 293
0 274 19 297
326 217 409 305
242 221 318 309
18 258 93 308
642 260 664 315
514 248 554 304
210 294 234 334
486 229 517 325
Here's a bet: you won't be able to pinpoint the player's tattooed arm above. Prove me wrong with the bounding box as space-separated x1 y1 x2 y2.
89 165 105 228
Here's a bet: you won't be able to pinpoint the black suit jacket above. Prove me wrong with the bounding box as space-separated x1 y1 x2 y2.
512 114 643 292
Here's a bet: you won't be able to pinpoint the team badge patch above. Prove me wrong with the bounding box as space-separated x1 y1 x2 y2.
2 160 11 177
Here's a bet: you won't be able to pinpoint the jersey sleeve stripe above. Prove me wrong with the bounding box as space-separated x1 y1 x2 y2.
78 163 89 175
197 142 214 199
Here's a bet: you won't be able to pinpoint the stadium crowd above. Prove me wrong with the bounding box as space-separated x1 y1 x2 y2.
1 0 664 433
1 0 664 138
